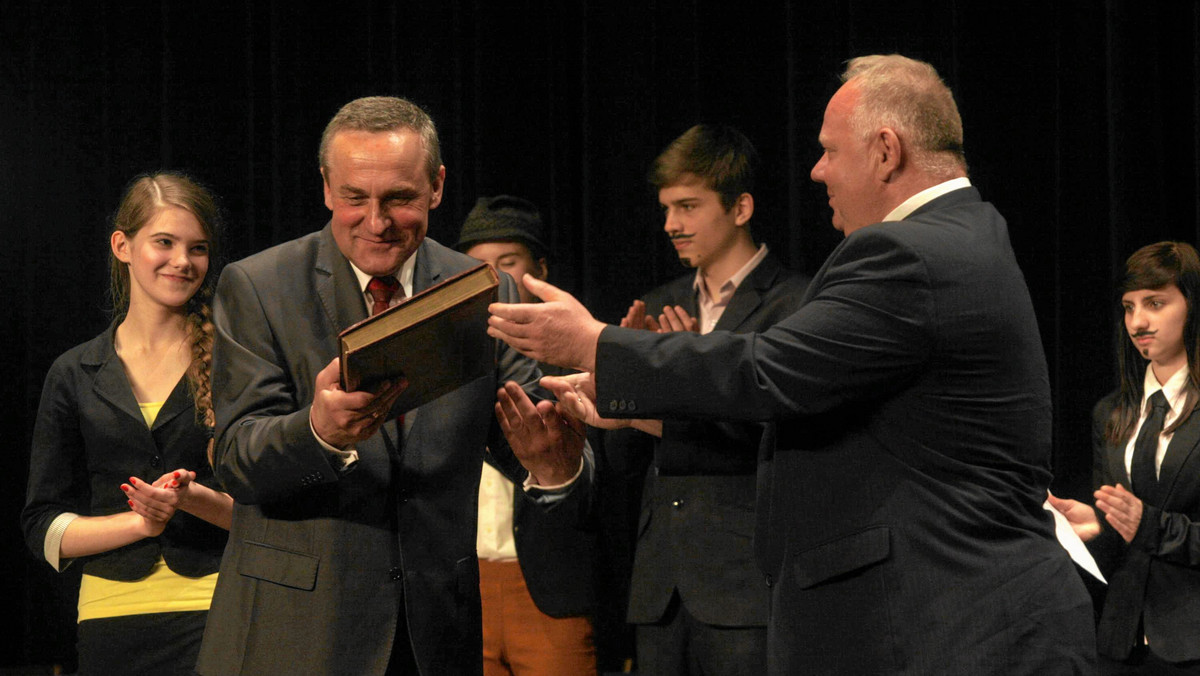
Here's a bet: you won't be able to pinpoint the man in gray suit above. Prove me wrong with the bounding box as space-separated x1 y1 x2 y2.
489 55 1095 674
197 96 587 675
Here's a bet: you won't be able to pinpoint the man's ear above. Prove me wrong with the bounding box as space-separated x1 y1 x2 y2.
875 127 903 182
733 192 755 227
321 166 334 211
534 258 549 281
429 165 446 210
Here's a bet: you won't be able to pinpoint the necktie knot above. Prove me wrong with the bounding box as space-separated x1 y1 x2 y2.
367 276 401 315
1148 389 1169 416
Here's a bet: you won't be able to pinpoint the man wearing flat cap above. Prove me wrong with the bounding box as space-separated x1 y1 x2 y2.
456 195 599 676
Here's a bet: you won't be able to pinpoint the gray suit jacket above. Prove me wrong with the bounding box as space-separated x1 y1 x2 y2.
197 228 590 675
594 188 1095 674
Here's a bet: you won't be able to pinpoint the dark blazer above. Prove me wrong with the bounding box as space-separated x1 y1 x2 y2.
594 188 1095 674
626 252 808 626
508 462 599 618
22 320 227 579
196 228 591 676
1091 392 1200 663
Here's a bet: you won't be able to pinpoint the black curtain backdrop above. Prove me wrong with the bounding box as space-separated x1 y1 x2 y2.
3 0 1198 668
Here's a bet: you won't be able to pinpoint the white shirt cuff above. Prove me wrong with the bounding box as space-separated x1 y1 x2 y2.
44 512 80 572
310 416 359 471
522 456 585 493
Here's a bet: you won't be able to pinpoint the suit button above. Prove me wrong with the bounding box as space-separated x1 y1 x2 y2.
672 499 684 509
389 566 403 581
765 574 774 588
150 455 162 468
608 400 619 412
628 401 636 412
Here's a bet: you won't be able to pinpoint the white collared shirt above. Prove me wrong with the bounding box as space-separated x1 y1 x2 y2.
882 177 973 223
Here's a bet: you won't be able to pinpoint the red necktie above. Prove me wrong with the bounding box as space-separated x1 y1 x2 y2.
365 275 407 432
366 275 401 316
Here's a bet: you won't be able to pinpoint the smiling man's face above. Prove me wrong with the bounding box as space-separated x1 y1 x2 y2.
322 128 445 276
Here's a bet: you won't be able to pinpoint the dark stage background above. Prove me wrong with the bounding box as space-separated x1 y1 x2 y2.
3 0 1198 669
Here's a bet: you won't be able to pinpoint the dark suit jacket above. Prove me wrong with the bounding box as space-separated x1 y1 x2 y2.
625 252 808 626
508 467 599 618
22 320 227 580
1091 392 1200 663
196 228 591 675
594 188 1095 674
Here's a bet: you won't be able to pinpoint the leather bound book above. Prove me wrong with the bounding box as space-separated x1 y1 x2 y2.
339 262 499 412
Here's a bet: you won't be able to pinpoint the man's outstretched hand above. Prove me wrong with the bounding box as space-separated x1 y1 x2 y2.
488 275 607 373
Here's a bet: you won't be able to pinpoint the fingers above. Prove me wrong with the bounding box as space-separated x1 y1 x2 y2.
657 305 698 333
644 314 662 332
541 377 593 424
496 381 542 434
1045 492 1075 512
620 300 647 330
315 358 342 391
520 275 566 303
122 476 177 521
1095 484 1143 543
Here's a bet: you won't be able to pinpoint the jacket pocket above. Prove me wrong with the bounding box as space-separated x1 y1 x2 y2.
794 526 890 589
237 540 319 591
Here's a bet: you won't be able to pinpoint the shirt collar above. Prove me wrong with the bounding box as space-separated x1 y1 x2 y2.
692 244 769 303
349 253 416 301
882 177 973 223
1142 364 1190 415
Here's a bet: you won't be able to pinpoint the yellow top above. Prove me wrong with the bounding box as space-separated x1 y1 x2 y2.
77 400 218 622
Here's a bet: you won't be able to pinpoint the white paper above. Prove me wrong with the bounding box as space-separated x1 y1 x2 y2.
1044 498 1106 584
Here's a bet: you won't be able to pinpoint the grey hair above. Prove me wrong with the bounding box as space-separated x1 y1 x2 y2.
318 96 442 183
842 54 967 178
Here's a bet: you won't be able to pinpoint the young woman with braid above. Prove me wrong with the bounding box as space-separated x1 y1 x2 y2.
1051 242 1200 674
22 172 232 675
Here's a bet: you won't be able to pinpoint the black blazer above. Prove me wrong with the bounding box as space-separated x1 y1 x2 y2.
1091 392 1200 663
625 252 809 626
594 188 1095 674
196 229 592 676
22 320 227 580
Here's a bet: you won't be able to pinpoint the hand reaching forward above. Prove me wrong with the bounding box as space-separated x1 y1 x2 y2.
1046 491 1102 542
541 372 627 431
489 275 607 373
1095 484 1144 543
542 372 664 438
495 381 585 487
310 358 408 449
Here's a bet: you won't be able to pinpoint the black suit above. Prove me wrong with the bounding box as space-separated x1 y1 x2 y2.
626 254 807 639
593 188 1095 674
196 228 591 675
1091 392 1200 665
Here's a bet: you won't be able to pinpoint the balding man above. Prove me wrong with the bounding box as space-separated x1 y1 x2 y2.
488 55 1095 675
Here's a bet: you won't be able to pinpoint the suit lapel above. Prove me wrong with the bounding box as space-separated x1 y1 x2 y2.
314 224 367 334
713 254 781 332
84 322 145 425
153 375 193 430
1157 412 1200 504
